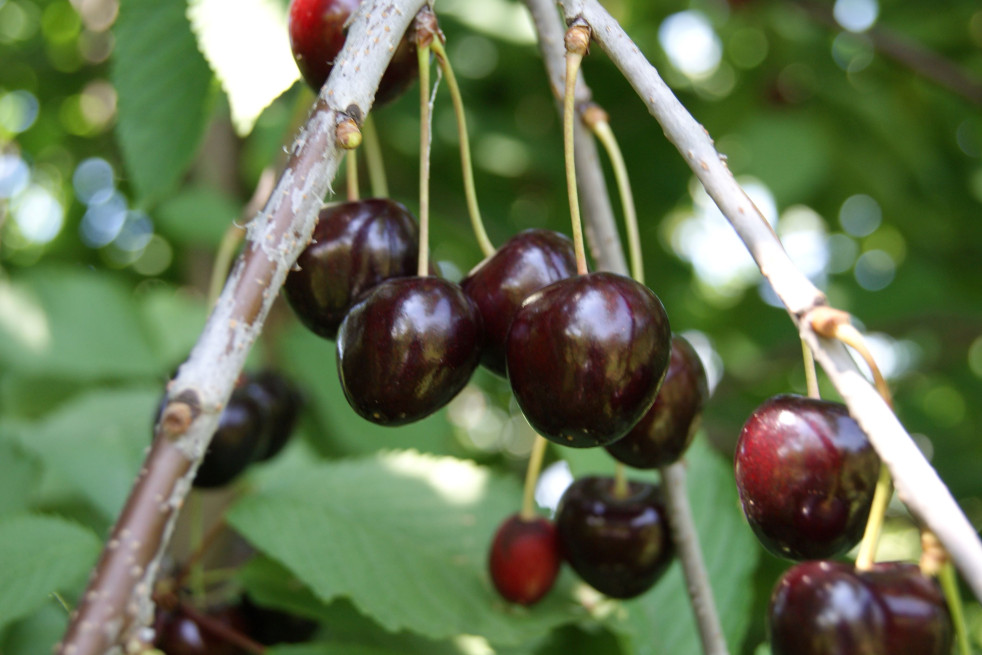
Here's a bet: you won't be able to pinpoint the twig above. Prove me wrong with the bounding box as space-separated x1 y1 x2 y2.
56 3 430 654
523 2 729 654
557 0 982 602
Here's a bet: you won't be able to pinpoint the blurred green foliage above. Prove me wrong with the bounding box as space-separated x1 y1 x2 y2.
1 0 980 653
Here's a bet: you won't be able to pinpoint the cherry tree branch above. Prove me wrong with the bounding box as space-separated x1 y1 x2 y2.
523 2 729 654
557 0 982 603
56 3 429 654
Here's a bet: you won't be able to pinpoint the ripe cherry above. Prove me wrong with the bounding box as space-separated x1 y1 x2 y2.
506 272 671 448
460 229 577 377
734 394 880 560
287 0 417 105
240 370 304 462
336 276 483 425
769 560 953 655
488 513 562 606
555 476 673 599
284 199 420 341
605 334 709 468
193 388 265 489
153 607 246 655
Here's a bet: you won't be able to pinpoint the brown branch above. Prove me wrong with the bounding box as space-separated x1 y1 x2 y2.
56 3 430 653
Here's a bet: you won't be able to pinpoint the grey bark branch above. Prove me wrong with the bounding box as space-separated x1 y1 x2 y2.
524 2 729 654
558 0 982 603
57 3 429 654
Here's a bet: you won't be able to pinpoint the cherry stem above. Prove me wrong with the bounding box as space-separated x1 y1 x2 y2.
801 339 820 399
362 114 389 198
563 37 589 276
345 149 359 202
172 517 228 590
176 602 266 655
430 40 495 258
206 168 276 308
939 560 972 655
834 322 894 408
520 435 548 520
612 461 629 499
416 42 432 278
587 111 643 284
854 464 893 571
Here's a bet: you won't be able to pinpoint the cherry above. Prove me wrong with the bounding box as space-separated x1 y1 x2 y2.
488 513 562 606
555 476 673 599
734 394 880 560
336 276 483 425
193 387 266 489
284 199 420 341
287 0 417 105
460 229 577 377
153 607 246 655
605 334 709 468
769 560 953 655
506 272 672 448
238 595 319 646
240 370 304 462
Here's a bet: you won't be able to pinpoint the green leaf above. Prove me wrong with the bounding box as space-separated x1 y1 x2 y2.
227 451 587 645
0 514 101 632
8 386 162 520
187 0 299 135
0 267 161 380
153 186 240 248
609 438 758 654
135 284 208 370
0 439 39 517
1 602 70 655
112 0 214 203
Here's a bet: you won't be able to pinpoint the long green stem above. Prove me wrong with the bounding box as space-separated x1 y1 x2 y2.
564 49 588 275
417 43 432 277
362 114 389 198
521 436 549 520
939 561 972 655
430 40 495 258
589 116 643 284
613 462 629 499
207 225 245 308
854 465 893 570
346 149 359 202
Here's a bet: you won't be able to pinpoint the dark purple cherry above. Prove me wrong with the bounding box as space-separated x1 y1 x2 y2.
287 0 417 105
555 476 673 599
238 595 319 646
336 276 483 425
240 370 303 462
605 334 709 468
734 394 880 560
460 229 577 377
284 199 419 340
193 388 265 489
153 608 246 655
506 272 671 448
488 513 562 606
769 560 953 655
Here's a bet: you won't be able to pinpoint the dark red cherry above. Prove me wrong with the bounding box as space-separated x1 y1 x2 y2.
605 334 709 468
287 0 417 105
153 608 246 655
240 370 303 462
336 276 483 425
555 476 673 599
460 229 577 377
769 560 953 655
238 595 319 646
734 394 880 560
488 514 562 606
193 388 265 489
506 272 671 448
283 199 420 340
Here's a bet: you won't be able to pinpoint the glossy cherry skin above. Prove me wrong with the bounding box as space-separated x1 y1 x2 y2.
240 370 303 462
193 389 266 489
605 334 709 468
769 560 953 655
153 608 246 655
506 272 671 448
284 199 419 340
287 0 417 105
734 394 880 560
555 476 673 599
460 229 577 377
336 276 483 425
488 514 562 606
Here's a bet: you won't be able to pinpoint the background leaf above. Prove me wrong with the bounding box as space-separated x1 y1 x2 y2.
112 0 215 203
0 514 101 632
